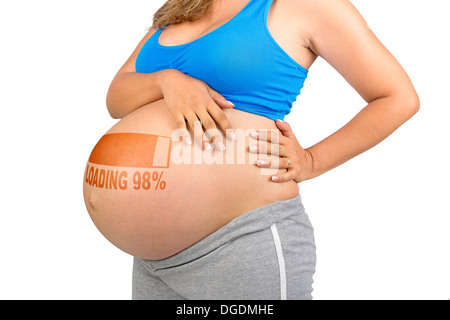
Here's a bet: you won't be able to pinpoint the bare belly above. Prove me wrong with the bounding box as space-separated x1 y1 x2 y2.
83 99 299 259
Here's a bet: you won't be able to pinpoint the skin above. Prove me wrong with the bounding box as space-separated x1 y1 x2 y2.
95 0 419 258
84 102 300 259
107 0 419 184
263 0 420 182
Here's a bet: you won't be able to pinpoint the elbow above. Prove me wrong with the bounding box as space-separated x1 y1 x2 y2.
108 109 121 120
404 90 420 118
391 89 420 121
106 86 122 120
106 98 121 120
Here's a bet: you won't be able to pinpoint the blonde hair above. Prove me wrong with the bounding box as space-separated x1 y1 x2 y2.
152 0 214 30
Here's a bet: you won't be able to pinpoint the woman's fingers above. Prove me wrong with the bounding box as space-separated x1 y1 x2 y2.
185 112 212 150
275 120 296 139
255 157 291 169
175 114 192 145
271 171 296 183
255 157 297 182
205 84 236 143
249 128 289 145
186 108 230 151
255 157 297 183
253 120 303 183
206 84 235 109
196 109 226 151
249 141 287 157
207 102 237 142
162 73 235 148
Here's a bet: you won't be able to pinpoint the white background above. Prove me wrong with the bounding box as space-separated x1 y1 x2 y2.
0 0 448 300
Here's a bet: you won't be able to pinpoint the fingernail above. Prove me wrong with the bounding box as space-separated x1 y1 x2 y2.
251 131 259 138
256 160 267 166
217 141 226 151
185 136 192 145
228 101 235 107
229 131 237 141
249 145 258 153
272 176 279 181
204 142 212 151
276 119 284 123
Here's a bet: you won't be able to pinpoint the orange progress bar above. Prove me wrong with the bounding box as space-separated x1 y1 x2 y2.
88 133 172 168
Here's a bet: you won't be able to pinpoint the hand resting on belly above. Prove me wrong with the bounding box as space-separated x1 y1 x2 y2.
83 100 299 260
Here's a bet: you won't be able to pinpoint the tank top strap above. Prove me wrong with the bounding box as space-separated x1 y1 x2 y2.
230 0 272 30
241 0 270 20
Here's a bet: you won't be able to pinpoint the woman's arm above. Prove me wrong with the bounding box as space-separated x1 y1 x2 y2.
255 0 420 182
106 70 168 119
106 28 236 148
306 95 419 180
303 0 420 180
106 28 165 119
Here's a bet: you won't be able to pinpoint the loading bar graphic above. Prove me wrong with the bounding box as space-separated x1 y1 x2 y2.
88 133 172 168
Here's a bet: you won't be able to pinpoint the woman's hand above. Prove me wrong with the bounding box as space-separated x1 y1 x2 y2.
252 120 314 183
160 69 237 150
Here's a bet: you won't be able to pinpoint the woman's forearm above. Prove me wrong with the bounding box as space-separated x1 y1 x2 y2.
106 69 172 119
305 95 420 180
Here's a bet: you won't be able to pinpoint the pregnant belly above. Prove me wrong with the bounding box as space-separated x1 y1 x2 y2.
83 100 299 260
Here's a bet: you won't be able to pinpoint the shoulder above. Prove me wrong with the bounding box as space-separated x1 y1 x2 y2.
287 0 367 32
285 0 370 52
287 0 358 14
273 0 363 48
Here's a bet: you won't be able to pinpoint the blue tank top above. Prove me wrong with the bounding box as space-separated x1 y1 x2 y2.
135 0 309 121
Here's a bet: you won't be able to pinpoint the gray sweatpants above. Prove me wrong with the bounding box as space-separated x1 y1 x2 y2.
132 194 316 300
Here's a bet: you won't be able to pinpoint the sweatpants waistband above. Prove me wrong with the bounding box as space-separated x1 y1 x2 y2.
148 194 306 271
